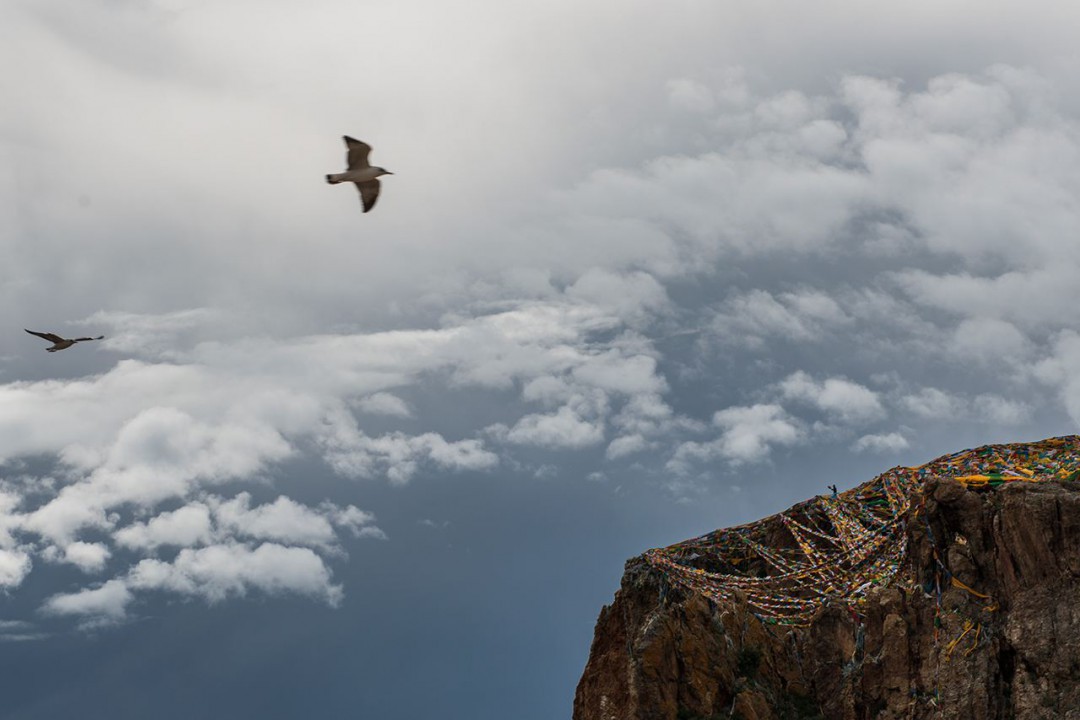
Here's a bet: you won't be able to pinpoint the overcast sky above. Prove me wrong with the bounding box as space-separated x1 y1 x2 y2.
3 0 1080 718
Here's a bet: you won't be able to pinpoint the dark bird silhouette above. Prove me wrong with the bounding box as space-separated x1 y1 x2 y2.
24 329 105 352
326 136 393 212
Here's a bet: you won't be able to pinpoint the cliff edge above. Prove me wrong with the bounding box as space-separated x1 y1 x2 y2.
573 436 1080 720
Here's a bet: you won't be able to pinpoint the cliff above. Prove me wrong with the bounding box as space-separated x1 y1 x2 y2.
573 436 1080 720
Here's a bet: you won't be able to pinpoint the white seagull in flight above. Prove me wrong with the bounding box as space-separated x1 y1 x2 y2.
326 136 393 212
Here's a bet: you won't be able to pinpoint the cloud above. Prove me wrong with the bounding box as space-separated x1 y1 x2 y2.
39 493 385 626
971 395 1032 425
605 433 651 460
711 404 804 461
0 490 24 548
852 432 910 453
612 393 693 437
6 35 1080 632
0 619 46 642
899 387 1031 425
667 78 717 114
900 387 964 420
0 550 32 588
128 543 343 607
563 269 670 327
894 269 1080 332
668 403 803 472
60 542 111 573
19 404 294 545
778 372 885 424
43 540 348 626
496 406 605 450
211 493 372 551
1035 331 1080 424
42 580 133 627
950 318 1033 367
709 289 851 348
3 297 662 542
850 68 1080 268
354 392 412 418
0 286 697 623
82 308 223 359
319 406 499 484
570 351 667 397
114 504 214 551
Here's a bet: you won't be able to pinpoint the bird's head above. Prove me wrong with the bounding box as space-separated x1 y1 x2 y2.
374 167 393 177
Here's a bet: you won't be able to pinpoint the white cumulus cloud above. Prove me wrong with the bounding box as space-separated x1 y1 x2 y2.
42 580 133 628
668 403 804 472
114 504 214 551
852 432 910 453
498 406 605 450
128 543 343 607
778 372 885 424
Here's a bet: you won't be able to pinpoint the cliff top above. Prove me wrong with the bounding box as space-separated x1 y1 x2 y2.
641 435 1080 627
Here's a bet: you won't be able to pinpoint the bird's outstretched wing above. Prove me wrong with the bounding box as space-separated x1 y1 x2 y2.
73 336 105 342
344 136 372 170
355 179 381 213
25 329 64 343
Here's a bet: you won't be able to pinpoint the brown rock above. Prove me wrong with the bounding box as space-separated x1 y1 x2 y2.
574 439 1080 720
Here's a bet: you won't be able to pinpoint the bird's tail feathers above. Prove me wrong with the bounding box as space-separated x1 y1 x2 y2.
326 174 342 184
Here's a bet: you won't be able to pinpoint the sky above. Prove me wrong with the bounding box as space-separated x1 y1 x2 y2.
2 0 1080 717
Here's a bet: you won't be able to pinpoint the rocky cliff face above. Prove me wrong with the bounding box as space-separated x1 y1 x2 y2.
574 437 1080 720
